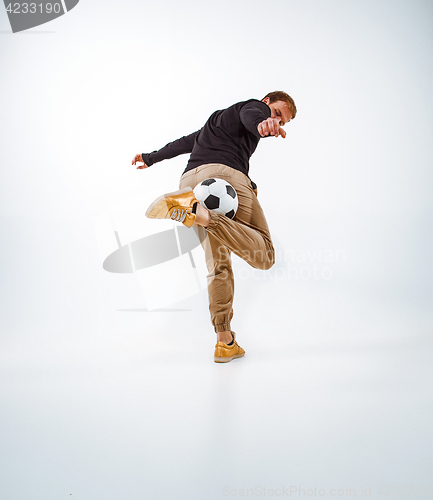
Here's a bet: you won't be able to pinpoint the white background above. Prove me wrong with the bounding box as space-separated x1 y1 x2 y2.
1 1 432 499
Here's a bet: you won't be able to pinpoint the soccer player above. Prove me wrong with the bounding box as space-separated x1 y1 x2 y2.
132 91 296 362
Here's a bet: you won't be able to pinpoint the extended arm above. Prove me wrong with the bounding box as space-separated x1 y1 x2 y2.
239 101 271 138
134 130 201 169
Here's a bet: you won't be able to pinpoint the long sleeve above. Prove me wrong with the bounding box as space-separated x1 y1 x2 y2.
141 130 201 167
239 101 271 138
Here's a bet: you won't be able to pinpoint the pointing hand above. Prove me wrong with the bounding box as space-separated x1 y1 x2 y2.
257 117 286 138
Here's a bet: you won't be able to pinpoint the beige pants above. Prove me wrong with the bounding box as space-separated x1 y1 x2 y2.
179 164 275 332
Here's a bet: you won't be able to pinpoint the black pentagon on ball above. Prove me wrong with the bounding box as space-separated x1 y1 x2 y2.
226 185 236 198
204 194 220 210
201 178 217 186
225 209 235 219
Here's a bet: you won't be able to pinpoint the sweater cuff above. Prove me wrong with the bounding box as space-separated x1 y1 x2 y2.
141 153 154 167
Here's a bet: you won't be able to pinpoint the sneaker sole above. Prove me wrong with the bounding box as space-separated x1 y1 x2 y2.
145 186 194 218
214 352 245 363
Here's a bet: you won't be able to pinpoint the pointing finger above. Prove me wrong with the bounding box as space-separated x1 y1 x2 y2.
268 118 275 136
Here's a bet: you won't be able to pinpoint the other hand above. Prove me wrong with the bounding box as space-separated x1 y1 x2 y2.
132 154 149 169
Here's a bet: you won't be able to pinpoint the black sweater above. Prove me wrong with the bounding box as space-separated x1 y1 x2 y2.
141 99 271 177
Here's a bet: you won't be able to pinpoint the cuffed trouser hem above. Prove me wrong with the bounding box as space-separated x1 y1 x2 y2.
214 322 232 333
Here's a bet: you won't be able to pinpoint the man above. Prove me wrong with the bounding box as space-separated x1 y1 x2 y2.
132 91 296 363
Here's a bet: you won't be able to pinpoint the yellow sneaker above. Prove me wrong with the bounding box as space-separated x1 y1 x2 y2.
145 187 199 228
214 332 245 363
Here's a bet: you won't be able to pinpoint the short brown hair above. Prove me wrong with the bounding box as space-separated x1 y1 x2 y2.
262 91 297 119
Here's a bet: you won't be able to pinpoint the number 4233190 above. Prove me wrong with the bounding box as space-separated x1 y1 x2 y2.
5 3 62 14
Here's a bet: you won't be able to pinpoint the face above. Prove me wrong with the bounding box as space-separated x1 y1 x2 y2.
262 98 293 126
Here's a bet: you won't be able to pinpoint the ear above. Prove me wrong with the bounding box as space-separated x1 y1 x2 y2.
262 97 271 105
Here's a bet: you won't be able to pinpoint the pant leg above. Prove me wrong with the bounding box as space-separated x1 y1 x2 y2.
179 163 275 332
198 224 234 333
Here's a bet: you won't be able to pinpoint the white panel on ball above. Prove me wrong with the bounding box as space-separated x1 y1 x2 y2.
210 179 227 198
219 195 234 214
193 184 210 202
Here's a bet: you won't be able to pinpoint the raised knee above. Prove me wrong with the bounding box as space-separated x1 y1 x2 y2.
250 246 275 270
262 248 275 270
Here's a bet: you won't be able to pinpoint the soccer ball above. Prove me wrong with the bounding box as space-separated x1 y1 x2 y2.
193 178 238 219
